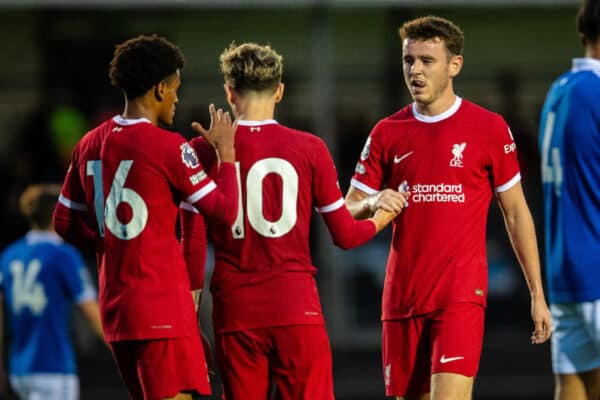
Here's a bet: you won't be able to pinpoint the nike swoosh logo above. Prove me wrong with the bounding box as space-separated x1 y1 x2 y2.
394 151 413 164
440 355 464 364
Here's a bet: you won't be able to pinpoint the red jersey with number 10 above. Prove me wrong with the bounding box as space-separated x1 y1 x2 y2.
351 97 521 320
190 121 348 333
59 116 219 341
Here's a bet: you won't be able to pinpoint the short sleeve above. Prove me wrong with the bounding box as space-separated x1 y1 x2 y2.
312 138 345 213
162 134 218 204
58 146 88 211
488 117 521 192
350 121 385 195
59 245 97 304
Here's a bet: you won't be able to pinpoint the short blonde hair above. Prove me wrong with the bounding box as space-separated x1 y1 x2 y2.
19 184 62 229
219 42 283 94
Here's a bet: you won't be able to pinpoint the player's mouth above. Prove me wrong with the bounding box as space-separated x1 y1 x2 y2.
411 80 426 91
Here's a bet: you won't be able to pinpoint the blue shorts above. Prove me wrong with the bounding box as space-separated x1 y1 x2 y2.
551 300 600 374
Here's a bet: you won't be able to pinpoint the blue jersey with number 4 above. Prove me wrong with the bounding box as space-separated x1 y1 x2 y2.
539 58 600 303
0 231 96 375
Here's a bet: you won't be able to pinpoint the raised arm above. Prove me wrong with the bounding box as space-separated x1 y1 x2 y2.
496 181 552 344
186 105 239 225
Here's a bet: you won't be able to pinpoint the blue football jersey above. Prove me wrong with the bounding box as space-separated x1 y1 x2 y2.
539 58 600 303
0 231 97 375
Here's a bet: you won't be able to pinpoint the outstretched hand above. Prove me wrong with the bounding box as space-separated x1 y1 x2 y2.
191 104 238 162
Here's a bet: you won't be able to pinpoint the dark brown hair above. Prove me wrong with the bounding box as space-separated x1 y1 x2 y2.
577 0 600 45
109 34 184 100
399 16 464 56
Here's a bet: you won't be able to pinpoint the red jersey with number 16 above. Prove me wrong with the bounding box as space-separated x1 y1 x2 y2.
58 116 223 341
351 97 521 320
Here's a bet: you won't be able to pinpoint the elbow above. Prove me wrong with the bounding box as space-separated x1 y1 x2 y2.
332 235 358 250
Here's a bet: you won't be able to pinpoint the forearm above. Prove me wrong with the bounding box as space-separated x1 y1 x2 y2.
322 205 377 249
191 162 239 225
79 301 104 340
180 207 207 291
344 189 375 220
504 206 545 297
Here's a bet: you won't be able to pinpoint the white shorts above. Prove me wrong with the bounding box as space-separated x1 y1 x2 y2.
551 300 600 374
10 374 79 400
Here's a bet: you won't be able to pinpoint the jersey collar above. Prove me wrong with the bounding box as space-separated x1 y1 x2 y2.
572 58 600 76
412 96 462 124
26 230 63 245
236 119 278 127
113 115 152 126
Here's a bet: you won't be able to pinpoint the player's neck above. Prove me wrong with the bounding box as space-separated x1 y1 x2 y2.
414 91 457 117
233 101 276 122
121 98 159 125
584 40 600 60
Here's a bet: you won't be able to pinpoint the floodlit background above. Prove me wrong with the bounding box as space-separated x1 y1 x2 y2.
0 1 583 398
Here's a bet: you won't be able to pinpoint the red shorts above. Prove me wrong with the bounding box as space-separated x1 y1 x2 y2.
110 335 211 400
382 302 485 397
215 325 334 400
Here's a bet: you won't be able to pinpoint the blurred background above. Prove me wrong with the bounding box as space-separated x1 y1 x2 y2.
0 0 583 398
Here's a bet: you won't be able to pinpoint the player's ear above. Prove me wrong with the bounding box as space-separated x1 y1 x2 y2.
448 54 463 78
224 84 235 105
274 83 284 103
154 80 168 102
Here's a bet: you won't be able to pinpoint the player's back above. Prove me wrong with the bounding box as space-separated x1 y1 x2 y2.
0 232 84 374
211 122 321 271
192 120 341 332
98 116 199 341
540 58 600 303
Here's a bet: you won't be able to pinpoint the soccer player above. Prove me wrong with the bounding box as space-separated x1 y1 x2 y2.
344 16 552 400
180 42 406 400
53 35 239 400
0 184 103 400
539 1 600 398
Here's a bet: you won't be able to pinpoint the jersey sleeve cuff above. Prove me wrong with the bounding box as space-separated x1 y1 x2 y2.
58 194 88 211
315 198 344 214
187 181 217 204
350 179 379 195
180 201 200 214
495 172 521 193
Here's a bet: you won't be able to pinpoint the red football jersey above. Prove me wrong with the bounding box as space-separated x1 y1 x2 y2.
351 97 520 320
188 120 364 333
58 116 223 341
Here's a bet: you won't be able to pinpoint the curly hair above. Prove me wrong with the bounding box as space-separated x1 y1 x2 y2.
219 42 283 94
20 184 62 229
109 34 185 100
577 0 600 45
399 16 464 56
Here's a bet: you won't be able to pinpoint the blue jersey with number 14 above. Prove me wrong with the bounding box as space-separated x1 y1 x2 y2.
539 58 600 303
0 231 96 375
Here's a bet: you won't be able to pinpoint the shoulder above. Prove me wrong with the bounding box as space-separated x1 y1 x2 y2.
0 239 23 264
276 124 326 147
370 105 413 136
459 99 507 131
